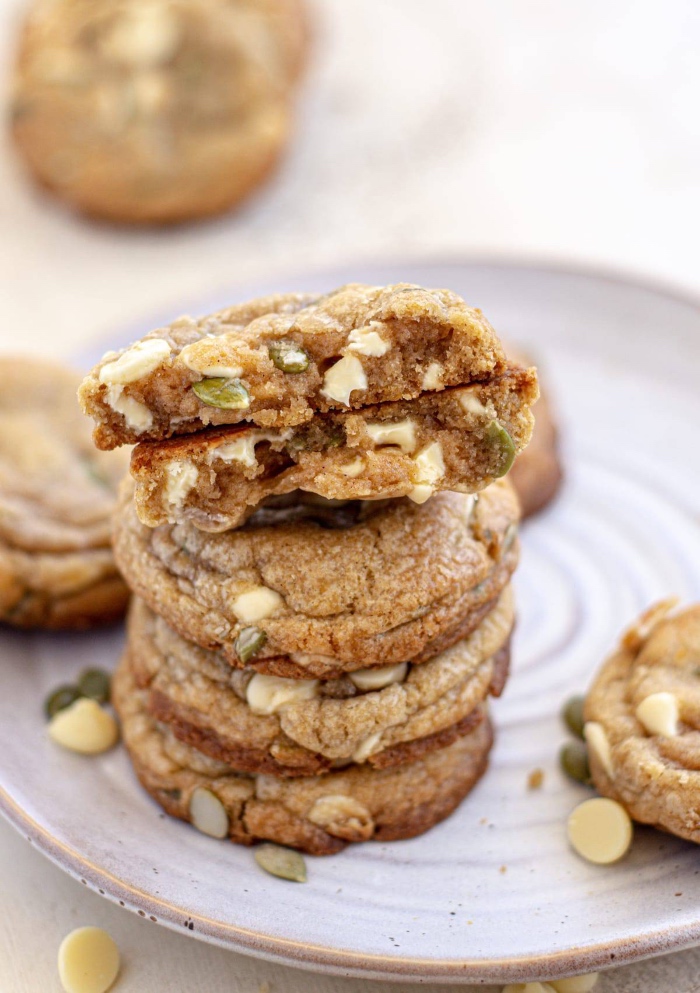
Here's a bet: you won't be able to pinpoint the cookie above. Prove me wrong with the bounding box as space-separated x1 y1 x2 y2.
112 477 520 676
113 659 495 855
584 600 700 845
131 365 537 530
78 284 515 448
507 347 562 519
11 0 308 224
0 357 130 629
125 586 513 775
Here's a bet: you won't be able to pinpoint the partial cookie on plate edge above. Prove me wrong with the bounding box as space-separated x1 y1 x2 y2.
0 356 129 630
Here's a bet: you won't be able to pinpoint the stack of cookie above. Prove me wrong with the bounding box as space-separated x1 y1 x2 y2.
80 283 539 854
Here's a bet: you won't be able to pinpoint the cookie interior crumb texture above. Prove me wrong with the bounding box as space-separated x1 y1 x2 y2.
79 284 524 449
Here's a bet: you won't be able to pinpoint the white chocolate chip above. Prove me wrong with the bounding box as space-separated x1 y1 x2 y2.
502 984 557 993
567 797 632 864
346 323 390 357
321 355 368 405
232 585 283 624
214 435 257 467
365 419 417 453
408 441 445 503
459 387 489 416
352 730 383 763
408 483 434 505
349 662 408 691
189 787 229 839
583 721 613 778
308 794 374 839
178 340 243 379
635 692 679 737
99 338 171 385
339 457 365 478
246 673 319 715
421 362 444 391
213 429 292 468
58 926 120 993
550 975 599 993
102 4 182 67
48 698 119 755
164 460 198 510
104 385 153 432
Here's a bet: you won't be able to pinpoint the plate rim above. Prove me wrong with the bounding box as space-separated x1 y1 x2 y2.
4 254 700 983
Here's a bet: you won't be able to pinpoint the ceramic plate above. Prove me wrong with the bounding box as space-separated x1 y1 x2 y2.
2 260 700 984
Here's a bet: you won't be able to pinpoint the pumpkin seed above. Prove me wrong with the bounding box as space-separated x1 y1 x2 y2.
268 340 309 374
562 695 586 739
193 377 250 409
485 420 516 476
235 626 267 663
254 844 307 882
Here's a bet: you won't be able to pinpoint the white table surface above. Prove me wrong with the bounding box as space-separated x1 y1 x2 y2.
1 1 699 990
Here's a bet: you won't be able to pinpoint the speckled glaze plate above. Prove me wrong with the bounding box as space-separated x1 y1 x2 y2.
1 260 700 984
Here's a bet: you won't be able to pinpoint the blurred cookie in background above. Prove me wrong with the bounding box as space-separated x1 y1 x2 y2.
0 357 130 629
9 0 310 224
507 347 563 518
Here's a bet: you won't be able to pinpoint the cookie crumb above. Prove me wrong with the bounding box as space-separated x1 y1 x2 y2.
527 768 545 790
499 865 507 874
259 982 271 993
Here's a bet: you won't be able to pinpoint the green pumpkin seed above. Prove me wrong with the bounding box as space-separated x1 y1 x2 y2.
560 740 592 785
193 377 250 410
235 626 267 663
77 668 111 704
502 522 518 552
44 685 82 720
485 420 516 477
562 695 586 739
254 844 307 882
268 340 309 374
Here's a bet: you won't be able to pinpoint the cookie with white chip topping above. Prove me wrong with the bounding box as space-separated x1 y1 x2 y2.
112 478 520 676
130 365 537 531
0 356 129 629
113 657 495 855
11 0 309 224
124 587 513 775
584 600 700 845
79 284 517 448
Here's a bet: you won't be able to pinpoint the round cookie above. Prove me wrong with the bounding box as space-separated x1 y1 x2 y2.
113 659 495 855
11 0 309 224
0 356 130 629
112 477 521 675
125 587 513 775
584 600 700 845
507 347 562 519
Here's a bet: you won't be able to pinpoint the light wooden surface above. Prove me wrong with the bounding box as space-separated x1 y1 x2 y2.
1 1 699 990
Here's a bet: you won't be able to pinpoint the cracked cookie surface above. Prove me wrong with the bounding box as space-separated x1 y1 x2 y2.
112 478 520 675
79 284 511 448
0 356 129 629
114 659 494 855
125 587 513 775
584 601 700 845
131 366 537 530
11 0 308 224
